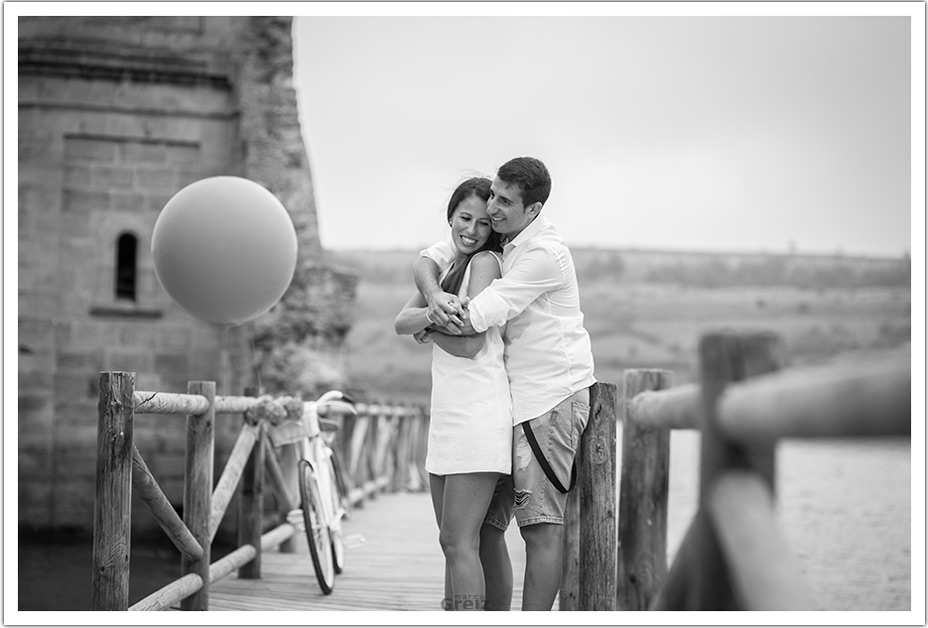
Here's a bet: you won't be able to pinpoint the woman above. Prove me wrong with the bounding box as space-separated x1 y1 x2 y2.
394 177 512 611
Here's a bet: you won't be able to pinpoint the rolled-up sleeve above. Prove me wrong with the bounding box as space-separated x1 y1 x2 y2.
419 239 456 271
468 246 562 332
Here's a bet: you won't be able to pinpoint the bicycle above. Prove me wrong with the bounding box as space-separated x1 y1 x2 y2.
286 390 356 594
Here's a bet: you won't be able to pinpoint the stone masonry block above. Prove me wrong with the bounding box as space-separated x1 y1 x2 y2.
62 188 110 213
64 165 92 187
19 482 53 526
154 353 188 375
59 212 92 239
54 371 97 400
18 394 54 428
147 193 173 213
19 264 58 292
136 167 176 189
19 291 58 316
122 142 166 163
54 399 98 428
64 137 117 162
58 349 105 373
93 165 134 188
111 191 147 212
19 318 56 348
165 143 201 164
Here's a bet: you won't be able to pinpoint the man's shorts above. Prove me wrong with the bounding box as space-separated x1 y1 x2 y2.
484 388 591 529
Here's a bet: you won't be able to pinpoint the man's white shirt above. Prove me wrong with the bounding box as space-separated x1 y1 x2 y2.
420 215 596 424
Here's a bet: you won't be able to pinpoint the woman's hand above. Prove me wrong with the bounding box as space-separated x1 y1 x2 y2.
413 329 433 344
425 291 465 334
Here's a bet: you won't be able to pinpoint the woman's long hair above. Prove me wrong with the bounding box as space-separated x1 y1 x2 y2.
439 177 501 296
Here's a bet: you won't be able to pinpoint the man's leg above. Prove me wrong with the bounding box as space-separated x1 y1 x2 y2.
479 523 512 610
519 522 564 610
512 389 591 611
481 473 514 611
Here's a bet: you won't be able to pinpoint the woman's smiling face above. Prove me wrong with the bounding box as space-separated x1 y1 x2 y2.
450 195 493 256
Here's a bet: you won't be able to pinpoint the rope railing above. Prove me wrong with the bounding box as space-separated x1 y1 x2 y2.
560 330 910 611
92 372 430 611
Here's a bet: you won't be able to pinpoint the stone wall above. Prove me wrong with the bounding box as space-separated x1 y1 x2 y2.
18 16 356 539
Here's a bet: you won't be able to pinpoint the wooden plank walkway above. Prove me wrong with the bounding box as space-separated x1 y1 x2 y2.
208 491 529 611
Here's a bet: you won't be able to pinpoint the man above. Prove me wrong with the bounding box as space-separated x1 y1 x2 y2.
415 156 596 610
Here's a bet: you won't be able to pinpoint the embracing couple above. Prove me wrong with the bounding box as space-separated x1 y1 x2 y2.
394 156 596 611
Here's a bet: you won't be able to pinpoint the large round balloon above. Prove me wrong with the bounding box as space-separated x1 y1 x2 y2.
151 176 298 325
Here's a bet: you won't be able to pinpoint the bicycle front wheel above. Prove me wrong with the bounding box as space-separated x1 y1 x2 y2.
299 459 335 594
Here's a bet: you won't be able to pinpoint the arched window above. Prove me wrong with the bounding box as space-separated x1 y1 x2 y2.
115 232 138 302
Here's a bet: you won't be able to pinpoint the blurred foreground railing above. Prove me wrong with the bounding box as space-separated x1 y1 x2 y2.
92 373 428 611
560 331 910 610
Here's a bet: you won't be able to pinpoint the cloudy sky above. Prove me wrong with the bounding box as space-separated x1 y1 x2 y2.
292 6 918 257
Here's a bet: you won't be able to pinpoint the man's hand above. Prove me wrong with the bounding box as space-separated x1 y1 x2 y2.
413 329 433 344
425 291 465 334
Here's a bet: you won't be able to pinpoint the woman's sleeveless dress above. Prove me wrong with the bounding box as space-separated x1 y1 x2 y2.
425 252 512 475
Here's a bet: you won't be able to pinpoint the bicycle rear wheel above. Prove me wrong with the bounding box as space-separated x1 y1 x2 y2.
324 453 347 574
329 448 351 516
299 459 335 594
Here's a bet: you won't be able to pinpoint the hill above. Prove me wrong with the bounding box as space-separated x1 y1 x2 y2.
325 247 911 404
326 247 910 290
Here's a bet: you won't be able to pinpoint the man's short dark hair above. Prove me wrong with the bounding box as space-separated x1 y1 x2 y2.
497 157 551 208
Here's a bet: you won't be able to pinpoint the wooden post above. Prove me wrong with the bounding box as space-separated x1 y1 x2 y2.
92 371 135 611
618 370 673 610
391 414 410 492
181 380 215 610
348 412 371 503
414 410 431 490
579 382 618 610
276 441 299 554
693 331 783 610
365 410 380 499
238 386 265 578
559 486 581 610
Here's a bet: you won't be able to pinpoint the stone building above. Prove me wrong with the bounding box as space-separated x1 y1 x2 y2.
18 16 357 540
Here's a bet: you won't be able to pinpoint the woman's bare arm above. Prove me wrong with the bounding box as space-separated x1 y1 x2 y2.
426 252 501 358
394 291 431 335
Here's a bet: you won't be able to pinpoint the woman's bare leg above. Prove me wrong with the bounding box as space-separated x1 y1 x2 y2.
429 474 452 610
439 472 499 610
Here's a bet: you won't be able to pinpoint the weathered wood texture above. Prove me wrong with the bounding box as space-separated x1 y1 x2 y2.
693 331 783 610
209 423 260 541
93 371 135 611
181 381 215 610
708 471 815 610
717 351 911 441
238 423 266 580
559 486 581 610
133 390 210 416
627 382 700 430
208 492 530 612
131 444 203 563
618 369 672 610
579 382 618 610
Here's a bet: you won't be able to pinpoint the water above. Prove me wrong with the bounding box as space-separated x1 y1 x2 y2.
18 539 236 611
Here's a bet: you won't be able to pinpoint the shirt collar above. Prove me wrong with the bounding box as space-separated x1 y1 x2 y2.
502 214 550 251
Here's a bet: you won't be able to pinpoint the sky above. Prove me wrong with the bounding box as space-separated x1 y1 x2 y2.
292 6 920 258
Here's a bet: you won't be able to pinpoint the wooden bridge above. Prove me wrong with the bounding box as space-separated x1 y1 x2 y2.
92 330 911 612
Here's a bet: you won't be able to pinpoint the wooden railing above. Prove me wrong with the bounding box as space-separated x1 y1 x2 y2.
561 330 910 610
92 372 429 611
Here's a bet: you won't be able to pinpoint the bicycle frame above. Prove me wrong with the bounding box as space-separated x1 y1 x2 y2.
298 403 344 528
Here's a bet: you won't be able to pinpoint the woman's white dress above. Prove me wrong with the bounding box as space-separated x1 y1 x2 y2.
425 252 512 475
